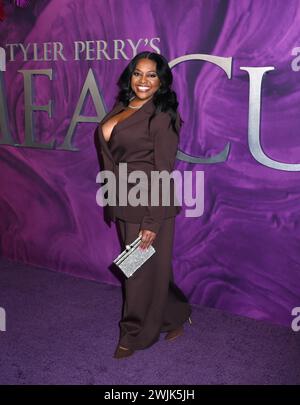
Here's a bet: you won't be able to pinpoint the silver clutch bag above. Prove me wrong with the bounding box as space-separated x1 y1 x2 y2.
113 235 156 278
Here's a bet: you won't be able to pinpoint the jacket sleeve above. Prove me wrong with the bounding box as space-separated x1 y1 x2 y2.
140 111 181 234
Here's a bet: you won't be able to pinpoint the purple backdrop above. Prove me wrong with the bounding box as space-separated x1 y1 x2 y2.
0 0 300 326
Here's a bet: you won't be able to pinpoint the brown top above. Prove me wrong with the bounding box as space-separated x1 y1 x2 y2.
97 97 182 234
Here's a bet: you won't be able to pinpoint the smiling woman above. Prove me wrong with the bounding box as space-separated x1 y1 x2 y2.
101 59 161 143
96 51 191 359
131 61 161 99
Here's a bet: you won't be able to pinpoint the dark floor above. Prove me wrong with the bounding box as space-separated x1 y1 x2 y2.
0 257 299 385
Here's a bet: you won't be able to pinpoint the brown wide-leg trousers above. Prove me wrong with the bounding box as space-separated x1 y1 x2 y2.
116 216 192 351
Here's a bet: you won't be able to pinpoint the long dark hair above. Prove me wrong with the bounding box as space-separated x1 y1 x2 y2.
116 51 183 135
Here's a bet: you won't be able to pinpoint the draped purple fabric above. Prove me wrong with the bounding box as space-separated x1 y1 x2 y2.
0 0 299 326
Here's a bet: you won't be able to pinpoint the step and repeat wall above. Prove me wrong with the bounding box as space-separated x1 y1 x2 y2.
0 0 300 326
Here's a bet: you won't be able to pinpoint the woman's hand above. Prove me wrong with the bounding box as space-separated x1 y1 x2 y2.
139 229 156 250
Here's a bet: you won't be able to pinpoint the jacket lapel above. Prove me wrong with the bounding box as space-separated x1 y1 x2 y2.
97 97 156 164
97 102 125 165
111 97 155 133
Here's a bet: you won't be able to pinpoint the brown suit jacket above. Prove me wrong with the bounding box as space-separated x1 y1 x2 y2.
96 97 182 234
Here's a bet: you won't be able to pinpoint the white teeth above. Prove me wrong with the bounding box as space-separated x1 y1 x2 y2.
137 86 150 91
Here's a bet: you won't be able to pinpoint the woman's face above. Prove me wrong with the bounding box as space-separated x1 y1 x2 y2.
130 58 161 102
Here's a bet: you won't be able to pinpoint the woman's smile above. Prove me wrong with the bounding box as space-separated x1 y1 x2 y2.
136 85 151 92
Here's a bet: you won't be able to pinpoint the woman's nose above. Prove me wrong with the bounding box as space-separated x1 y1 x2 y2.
139 75 148 83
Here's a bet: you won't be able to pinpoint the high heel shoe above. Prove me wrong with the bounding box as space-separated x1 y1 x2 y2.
114 345 135 359
165 317 192 341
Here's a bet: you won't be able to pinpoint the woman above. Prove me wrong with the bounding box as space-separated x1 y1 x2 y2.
97 51 192 359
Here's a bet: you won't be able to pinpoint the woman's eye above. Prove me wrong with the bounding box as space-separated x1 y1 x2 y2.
133 72 157 78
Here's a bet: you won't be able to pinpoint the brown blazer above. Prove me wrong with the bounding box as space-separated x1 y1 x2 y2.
96 97 182 234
